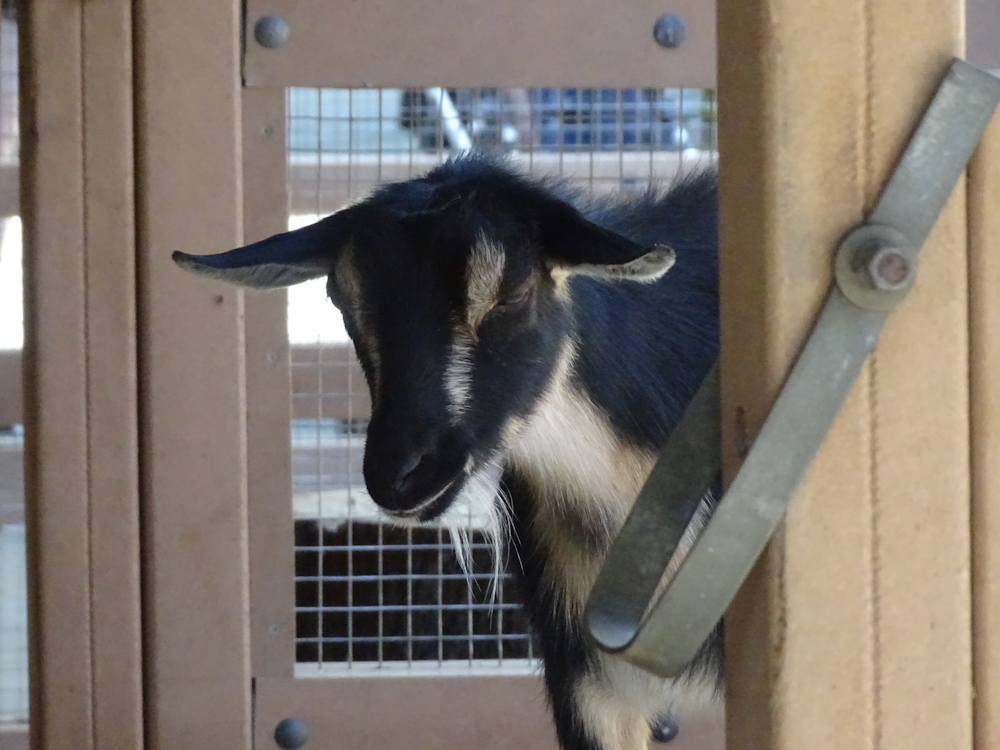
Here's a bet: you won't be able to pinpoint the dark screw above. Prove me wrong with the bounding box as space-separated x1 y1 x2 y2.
254 14 290 49
867 246 913 291
274 717 308 749
650 714 680 743
652 15 687 49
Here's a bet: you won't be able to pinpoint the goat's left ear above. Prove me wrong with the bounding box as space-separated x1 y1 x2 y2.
172 209 355 289
538 200 675 283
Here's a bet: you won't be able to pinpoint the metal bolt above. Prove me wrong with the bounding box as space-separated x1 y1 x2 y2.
866 246 913 291
650 714 680 743
652 15 687 49
254 14 290 49
835 224 917 311
274 717 308 749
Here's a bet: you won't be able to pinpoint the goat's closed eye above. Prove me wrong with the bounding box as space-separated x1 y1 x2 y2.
482 287 531 324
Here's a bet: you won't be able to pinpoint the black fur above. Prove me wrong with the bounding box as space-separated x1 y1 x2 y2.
173 154 723 750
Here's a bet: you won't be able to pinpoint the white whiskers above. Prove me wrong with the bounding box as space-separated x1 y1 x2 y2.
441 461 509 605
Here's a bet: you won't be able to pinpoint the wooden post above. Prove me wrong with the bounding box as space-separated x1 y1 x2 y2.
134 2 251 747
970 75 1000 750
717 0 972 747
20 1 143 747
242 86 296 679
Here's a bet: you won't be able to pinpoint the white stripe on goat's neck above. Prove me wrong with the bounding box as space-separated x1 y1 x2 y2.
505 342 658 615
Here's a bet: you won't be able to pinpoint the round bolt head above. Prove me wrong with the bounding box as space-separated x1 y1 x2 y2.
650 714 680 743
652 15 687 49
867 246 913 291
274 717 308 749
834 223 917 311
254 14 290 49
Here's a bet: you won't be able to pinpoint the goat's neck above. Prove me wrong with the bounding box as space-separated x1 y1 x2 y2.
504 339 658 613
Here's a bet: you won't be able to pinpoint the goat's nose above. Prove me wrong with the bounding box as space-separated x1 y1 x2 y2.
392 452 426 494
364 428 469 513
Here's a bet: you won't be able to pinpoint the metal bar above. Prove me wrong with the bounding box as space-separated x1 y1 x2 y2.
586 58 1000 678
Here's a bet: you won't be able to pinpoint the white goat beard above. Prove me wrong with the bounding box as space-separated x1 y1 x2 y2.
441 461 510 602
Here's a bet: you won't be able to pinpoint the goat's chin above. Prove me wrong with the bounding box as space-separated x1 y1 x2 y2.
381 460 511 595
442 461 505 526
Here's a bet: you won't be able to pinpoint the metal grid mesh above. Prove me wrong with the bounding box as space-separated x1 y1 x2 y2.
0 16 16 166
287 87 717 672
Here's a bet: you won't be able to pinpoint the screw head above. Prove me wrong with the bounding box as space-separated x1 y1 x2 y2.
254 14 290 49
274 717 308 749
650 714 680 743
867 246 913 291
653 15 687 49
835 223 917 311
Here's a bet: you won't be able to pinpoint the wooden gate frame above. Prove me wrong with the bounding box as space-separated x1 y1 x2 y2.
21 1 251 748
241 1 720 747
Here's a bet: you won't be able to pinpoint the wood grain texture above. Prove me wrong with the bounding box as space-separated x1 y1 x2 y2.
718 1 971 747
135 1 251 747
970 91 1000 750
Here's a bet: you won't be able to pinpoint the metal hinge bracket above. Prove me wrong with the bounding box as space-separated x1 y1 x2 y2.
585 58 1000 678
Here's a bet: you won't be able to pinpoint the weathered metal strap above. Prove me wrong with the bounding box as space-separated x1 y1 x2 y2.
586 58 1000 678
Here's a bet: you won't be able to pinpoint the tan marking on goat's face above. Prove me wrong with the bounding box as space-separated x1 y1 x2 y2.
333 243 362 310
443 323 475 417
550 270 571 302
333 244 381 392
464 234 506 334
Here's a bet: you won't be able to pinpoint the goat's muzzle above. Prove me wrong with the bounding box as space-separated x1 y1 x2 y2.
363 423 470 519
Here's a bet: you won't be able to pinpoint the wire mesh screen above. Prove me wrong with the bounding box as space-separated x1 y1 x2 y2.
0 16 16 166
287 86 717 673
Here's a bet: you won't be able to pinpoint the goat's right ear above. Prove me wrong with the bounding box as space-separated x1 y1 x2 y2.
172 211 353 289
537 199 676 283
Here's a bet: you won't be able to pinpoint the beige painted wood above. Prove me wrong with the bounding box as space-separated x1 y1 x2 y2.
244 0 715 88
970 85 1000 750
257 676 725 749
80 2 144 747
256 675 560 750
134 2 251 747
244 86 296 679
20 3 92 747
718 1 971 748
21 1 144 747
2 340 371 426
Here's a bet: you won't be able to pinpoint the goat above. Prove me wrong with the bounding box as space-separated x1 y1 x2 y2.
173 155 722 750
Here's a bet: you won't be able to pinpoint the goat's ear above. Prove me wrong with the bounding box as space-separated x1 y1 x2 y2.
539 201 676 283
172 211 353 289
